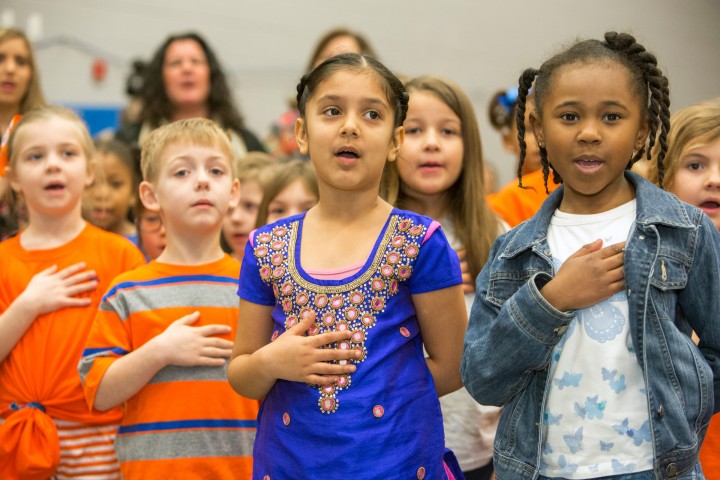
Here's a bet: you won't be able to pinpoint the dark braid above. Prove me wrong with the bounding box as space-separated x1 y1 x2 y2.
515 69 535 189
602 32 671 187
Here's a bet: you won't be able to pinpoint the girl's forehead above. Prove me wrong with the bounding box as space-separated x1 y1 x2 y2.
16 117 85 146
314 69 388 100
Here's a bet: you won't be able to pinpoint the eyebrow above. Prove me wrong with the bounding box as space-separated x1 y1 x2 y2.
554 100 629 109
316 94 389 109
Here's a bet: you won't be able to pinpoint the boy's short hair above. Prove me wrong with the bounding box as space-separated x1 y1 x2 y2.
140 118 235 182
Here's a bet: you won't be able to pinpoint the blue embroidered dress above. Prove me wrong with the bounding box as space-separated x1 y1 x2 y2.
238 209 463 479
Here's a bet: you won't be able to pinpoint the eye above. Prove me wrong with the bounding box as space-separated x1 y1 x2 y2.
441 128 459 136
210 167 225 176
364 110 381 120
15 55 29 67
244 202 259 213
110 180 125 189
61 149 78 158
686 162 703 171
323 107 341 117
603 113 622 122
405 127 421 135
26 151 43 161
174 169 190 177
560 113 578 122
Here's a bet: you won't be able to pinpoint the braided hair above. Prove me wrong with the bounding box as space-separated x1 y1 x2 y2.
515 32 671 191
296 53 409 130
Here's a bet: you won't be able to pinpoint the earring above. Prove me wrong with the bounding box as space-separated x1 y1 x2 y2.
538 141 545 149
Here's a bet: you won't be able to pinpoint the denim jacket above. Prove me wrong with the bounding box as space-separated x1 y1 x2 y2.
462 171 720 480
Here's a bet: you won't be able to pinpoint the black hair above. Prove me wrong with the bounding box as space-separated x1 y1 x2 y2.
295 53 409 130
515 31 671 191
139 32 247 133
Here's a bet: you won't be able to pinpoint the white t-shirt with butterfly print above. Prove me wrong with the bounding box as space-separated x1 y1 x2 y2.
540 199 653 479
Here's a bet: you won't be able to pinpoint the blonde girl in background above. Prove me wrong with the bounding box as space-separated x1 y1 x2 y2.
0 27 46 240
0 106 144 479
221 151 277 261
82 139 140 246
381 75 503 480
228 53 467 479
640 97 720 480
253 158 318 227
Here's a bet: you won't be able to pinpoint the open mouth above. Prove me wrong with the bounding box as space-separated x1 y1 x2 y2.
44 182 65 190
337 150 359 159
700 201 720 210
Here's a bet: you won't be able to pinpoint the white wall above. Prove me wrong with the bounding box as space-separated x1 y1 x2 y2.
3 0 719 185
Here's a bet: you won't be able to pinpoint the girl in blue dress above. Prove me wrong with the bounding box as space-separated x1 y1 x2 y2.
228 53 468 480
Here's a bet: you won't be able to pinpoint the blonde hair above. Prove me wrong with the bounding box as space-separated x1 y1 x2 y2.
644 97 720 189
140 118 234 182
0 28 46 113
236 151 277 188
7 105 94 174
380 76 501 280
255 159 318 228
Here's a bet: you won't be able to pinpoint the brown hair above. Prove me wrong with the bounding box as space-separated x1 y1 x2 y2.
381 76 501 280
306 27 378 73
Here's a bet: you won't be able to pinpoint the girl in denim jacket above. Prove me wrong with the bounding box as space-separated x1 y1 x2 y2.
462 32 720 480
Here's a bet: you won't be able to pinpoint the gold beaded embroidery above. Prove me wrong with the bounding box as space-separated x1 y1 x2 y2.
253 215 427 413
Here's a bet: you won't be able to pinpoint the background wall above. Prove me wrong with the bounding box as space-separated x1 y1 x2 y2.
3 0 720 185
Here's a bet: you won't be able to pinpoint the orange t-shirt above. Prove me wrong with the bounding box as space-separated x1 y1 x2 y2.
0 223 145 479
487 169 561 228
80 256 258 479
700 414 720 479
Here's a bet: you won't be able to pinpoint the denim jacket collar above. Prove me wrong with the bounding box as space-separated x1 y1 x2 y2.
500 170 694 259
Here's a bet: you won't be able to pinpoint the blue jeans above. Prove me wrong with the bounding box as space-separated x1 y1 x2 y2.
538 463 705 480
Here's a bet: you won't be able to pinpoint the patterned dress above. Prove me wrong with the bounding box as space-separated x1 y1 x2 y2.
239 209 463 479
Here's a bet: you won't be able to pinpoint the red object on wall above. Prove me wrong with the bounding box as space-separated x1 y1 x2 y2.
92 58 107 82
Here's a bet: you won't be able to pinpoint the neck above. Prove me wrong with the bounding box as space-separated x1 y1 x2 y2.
313 185 390 224
402 192 450 220
170 105 210 122
20 210 86 250
156 228 225 265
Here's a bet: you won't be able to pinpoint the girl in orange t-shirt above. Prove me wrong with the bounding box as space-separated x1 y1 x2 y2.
0 106 144 480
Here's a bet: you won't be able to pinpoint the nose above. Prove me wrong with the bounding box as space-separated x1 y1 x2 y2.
44 151 62 171
577 119 601 144
195 170 210 190
422 129 440 151
706 165 720 190
340 115 359 137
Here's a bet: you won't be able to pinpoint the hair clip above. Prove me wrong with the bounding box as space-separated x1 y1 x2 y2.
498 88 519 112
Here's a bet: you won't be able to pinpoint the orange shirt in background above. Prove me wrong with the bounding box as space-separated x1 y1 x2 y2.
700 414 720 479
488 168 561 228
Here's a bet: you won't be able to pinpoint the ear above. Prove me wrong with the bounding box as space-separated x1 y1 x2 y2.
387 126 405 163
228 178 241 209
85 161 96 188
529 110 544 149
7 170 22 195
139 181 161 212
295 117 309 155
635 120 650 150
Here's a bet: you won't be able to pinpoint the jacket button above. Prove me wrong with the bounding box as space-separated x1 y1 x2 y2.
627 289 632 297
657 405 665 417
554 325 568 336
639 234 646 240
666 463 678 476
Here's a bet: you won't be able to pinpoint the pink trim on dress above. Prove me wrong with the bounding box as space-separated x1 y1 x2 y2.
305 261 365 280
422 221 442 244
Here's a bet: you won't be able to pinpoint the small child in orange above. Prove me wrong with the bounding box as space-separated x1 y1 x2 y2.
79 118 258 479
0 106 145 480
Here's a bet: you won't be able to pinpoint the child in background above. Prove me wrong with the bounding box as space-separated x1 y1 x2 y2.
462 32 720 480
227 53 467 479
0 106 144 479
221 151 276 261
254 158 318 227
381 75 503 480
641 97 720 480
0 27 46 240
486 87 560 228
133 192 166 261
82 139 139 246
79 119 258 479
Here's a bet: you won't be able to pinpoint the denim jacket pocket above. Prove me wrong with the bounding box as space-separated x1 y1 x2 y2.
486 270 538 308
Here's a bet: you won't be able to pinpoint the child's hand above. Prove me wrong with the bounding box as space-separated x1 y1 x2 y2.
152 312 234 367
19 263 98 316
456 248 475 294
541 239 625 312
264 312 360 385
